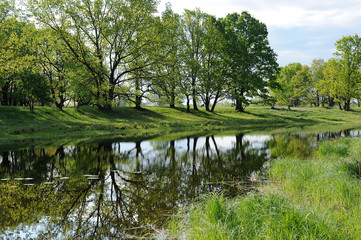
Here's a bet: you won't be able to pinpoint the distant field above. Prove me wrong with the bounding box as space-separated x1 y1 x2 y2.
1 105 361 140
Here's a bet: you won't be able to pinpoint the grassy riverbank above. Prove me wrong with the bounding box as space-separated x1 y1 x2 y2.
1 105 361 140
164 138 361 239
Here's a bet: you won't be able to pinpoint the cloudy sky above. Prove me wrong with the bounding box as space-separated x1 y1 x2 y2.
158 0 361 66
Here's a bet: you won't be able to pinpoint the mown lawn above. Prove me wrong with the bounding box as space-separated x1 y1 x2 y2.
1 105 361 140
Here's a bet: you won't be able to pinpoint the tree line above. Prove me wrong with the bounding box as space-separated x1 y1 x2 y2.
273 34 361 111
0 0 278 112
1 0 360 112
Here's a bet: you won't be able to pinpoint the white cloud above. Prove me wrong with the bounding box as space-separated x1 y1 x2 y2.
159 0 361 29
254 7 361 29
158 0 361 65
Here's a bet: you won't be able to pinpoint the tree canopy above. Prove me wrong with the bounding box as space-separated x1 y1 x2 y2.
1 0 360 112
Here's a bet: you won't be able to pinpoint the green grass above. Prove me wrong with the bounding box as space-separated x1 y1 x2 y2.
1 105 361 141
163 137 361 239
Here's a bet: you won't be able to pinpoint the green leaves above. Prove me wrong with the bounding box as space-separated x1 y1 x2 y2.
1 1 283 112
273 63 311 109
319 35 361 110
220 12 279 111
28 0 158 109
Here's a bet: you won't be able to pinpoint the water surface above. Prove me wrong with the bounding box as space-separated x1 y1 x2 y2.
0 128 360 239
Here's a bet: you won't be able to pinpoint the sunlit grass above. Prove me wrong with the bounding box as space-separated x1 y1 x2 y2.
1 105 361 139
164 137 361 239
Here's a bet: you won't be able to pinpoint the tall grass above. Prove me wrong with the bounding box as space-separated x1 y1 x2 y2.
164 138 361 239
166 193 339 240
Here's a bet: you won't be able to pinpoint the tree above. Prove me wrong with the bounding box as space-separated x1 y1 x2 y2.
322 58 353 110
198 15 226 112
0 17 41 107
19 70 52 111
28 0 158 110
36 29 87 110
319 35 361 111
220 12 278 112
273 63 303 110
310 59 325 107
292 65 311 105
151 3 183 108
334 35 361 111
181 8 207 111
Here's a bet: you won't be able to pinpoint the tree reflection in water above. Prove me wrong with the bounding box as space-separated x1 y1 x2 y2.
0 129 360 239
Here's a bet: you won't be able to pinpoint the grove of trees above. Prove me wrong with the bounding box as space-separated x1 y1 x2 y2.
1 0 360 112
0 0 278 112
273 35 361 111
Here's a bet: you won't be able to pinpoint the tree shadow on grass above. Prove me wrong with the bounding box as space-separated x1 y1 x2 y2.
236 108 321 126
172 107 223 119
111 107 168 121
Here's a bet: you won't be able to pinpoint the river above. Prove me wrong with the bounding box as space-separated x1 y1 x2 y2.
0 127 360 239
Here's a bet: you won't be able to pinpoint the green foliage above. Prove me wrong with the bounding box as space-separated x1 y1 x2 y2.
273 63 308 109
28 0 158 109
0 0 14 23
20 71 53 109
0 17 44 108
151 3 183 108
220 12 279 112
181 8 208 111
198 15 226 112
1 1 360 113
319 35 361 111
310 59 325 107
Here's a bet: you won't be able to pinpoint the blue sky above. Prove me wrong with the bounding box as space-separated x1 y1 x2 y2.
158 0 361 66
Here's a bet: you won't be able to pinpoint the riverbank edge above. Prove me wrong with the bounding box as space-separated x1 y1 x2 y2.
1 105 361 141
162 137 361 239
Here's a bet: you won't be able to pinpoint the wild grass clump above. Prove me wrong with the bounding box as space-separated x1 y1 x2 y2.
268 139 361 238
318 138 350 157
165 137 361 239
166 193 339 240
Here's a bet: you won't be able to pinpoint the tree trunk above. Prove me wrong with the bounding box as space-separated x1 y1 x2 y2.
204 96 210 112
321 96 325 107
135 95 142 110
210 93 220 112
343 99 350 111
186 95 190 113
235 89 245 112
192 94 198 110
338 102 342 110
134 78 142 110
236 98 244 112
169 91 175 108
1 81 9 106
29 100 34 112
108 85 115 105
